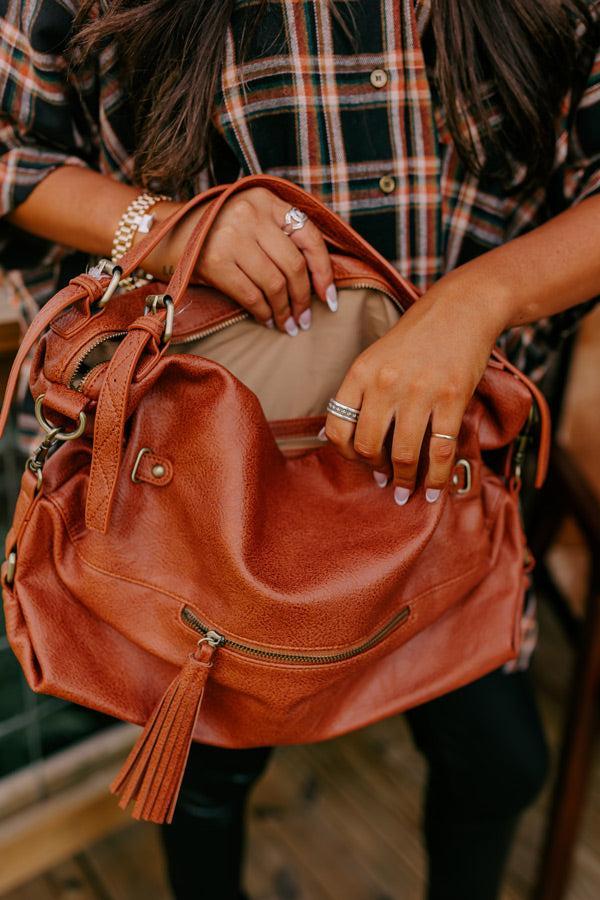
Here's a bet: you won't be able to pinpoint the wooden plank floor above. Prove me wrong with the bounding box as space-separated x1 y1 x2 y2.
2 596 598 900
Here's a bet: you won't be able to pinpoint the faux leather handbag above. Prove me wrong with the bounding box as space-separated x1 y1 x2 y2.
0 175 550 825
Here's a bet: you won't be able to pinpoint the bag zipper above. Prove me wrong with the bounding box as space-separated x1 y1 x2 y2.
180 604 410 664
68 280 403 393
69 331 128 392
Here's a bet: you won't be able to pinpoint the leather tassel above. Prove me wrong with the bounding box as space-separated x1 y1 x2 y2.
111 641 217 824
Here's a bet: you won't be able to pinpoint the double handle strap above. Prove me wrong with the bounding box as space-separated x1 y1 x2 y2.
0 175 550 534
85 175 423 532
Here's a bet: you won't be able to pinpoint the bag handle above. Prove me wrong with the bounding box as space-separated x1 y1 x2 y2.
153 174 421 314
0 185 232 442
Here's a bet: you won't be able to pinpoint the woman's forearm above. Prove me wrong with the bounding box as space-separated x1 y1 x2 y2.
431 193 600 333
6 165 180 273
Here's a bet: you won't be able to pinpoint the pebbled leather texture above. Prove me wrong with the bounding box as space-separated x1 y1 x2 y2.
0 175 551 824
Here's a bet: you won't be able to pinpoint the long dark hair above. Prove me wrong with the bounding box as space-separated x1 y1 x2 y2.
71 0 597 194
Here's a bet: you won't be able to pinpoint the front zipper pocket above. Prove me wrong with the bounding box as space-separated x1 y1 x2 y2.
180 604 411 664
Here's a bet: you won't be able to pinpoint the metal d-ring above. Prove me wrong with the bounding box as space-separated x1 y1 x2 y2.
34 394 87 441
87 258 123 308
131 447 151 483
144 293 174 344
452 459 472 495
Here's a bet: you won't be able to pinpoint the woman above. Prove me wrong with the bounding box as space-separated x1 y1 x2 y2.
1 1 599 897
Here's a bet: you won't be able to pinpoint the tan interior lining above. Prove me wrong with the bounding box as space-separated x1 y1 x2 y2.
176 288 401 422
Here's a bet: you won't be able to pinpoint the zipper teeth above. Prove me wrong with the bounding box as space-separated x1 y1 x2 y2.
69 331 128 392
173 312 250 344
180 605 410 664
340 281 404 313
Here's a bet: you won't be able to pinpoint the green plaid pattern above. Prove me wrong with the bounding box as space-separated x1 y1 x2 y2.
1 0 600 382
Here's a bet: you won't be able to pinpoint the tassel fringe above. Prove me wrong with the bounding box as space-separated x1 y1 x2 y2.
111 642 216 824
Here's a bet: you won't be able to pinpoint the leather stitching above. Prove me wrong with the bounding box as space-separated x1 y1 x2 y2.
86 332 148 530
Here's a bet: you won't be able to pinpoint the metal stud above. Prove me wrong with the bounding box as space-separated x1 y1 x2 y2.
151 464 166 479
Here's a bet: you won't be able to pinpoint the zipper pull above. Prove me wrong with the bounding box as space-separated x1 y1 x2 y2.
203 630 224 648
111 637 221 824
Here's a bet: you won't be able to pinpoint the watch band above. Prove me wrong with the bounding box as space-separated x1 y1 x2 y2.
110 191 171 291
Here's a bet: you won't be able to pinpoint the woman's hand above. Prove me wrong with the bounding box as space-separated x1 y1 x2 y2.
146 188 338 335
323 278 510 505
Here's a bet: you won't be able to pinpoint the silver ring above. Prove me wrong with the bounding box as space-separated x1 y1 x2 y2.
326 398 361 424
431 432 457 441
282 207 308 235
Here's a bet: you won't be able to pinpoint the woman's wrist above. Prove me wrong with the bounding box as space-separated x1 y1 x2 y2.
136 199 212 282
424 261 522 344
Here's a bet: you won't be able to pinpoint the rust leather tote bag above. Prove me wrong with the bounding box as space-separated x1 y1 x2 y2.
0 176 550 824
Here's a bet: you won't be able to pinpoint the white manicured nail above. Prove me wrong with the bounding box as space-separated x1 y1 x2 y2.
284 316 299 337
318 427 328 441
394 486 411 506
265 317 275 329
326 284 338 312
299 308 312 331
373 471 388 488
426 488 441 503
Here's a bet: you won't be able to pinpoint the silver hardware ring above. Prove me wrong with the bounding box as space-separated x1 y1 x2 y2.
452 459 472 495
144 293 174 344
87 258 123 308
282 207 308 235
34 394 87 441
326 398 361 424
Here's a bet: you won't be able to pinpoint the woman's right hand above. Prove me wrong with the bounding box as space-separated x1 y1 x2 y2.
147 187 338 335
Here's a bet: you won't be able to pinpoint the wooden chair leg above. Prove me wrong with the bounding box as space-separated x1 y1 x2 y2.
534 575 600 900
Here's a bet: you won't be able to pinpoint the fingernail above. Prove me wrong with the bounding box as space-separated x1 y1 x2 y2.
373 471 388 488
284 316 299 337
426 488 441 503
326 284 338 312
394 486 411 506
298 308 312 331
318 427 328 441
265 317 275 329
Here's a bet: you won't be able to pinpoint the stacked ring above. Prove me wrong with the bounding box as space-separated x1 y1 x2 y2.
326 398 361 424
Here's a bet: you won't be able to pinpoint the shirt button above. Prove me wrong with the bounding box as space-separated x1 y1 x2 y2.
379 174 396 194
370 68 388 89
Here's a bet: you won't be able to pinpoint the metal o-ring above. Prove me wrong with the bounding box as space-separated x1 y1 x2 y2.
34 394 87 442
98 266 122 307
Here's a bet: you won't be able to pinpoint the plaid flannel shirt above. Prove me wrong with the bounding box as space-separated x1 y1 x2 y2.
1 0 600 375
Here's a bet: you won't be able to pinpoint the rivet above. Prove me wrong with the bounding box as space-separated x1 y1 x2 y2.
152 464 166 478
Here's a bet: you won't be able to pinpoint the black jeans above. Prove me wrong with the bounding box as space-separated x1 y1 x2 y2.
160 668 548 900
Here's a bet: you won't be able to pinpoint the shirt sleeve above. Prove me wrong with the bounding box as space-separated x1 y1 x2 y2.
0 0 97 317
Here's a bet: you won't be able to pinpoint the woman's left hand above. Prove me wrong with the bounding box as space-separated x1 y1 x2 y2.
323 279 509 505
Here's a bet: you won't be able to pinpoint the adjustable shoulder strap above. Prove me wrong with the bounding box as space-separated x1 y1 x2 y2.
0 282 94 440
